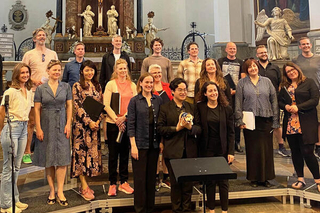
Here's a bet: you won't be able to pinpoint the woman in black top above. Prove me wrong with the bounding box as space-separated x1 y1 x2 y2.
127 72 163 213
195 81 234 213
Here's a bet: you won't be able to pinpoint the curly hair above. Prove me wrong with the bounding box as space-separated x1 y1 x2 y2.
198 81 229 107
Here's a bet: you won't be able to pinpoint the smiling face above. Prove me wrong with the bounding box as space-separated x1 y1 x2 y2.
285 66 299 82
188 44 199 58
19 66 30 84
149 67 162 83
47 64 62 80
256 47 268 62
205 59 216 75
226 42 237 58
205 84 218 102
116 63 128 79
247 62 259 77
33 30 46 46
152 41 162 54
112 36 122 50
82 66 95 82
173 82 187 102
299 38 312 54
140 76 154 93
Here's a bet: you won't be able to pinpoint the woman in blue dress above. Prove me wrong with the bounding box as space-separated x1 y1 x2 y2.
33 60 72 206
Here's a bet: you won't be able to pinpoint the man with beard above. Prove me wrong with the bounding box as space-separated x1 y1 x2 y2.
293 37 320 158
256 45 291 157
22 28 58 164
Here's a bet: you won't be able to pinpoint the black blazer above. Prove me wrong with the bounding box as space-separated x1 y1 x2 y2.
195 102 235 157
158 100 201 159
278 78 319 144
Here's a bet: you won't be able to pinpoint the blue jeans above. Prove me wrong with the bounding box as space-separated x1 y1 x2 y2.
0 121 28 209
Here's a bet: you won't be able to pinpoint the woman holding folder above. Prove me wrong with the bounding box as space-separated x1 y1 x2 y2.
278 62 320 191
71 60 103 201
34 60 72 206
235 59 279 187
104 58 136 196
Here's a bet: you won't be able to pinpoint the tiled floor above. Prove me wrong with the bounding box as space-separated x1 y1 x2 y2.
2 145 320 212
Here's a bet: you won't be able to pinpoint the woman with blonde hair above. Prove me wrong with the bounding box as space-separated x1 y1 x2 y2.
0 63 32 213
104 58 136 196
194 58 231 103
33 60 72 206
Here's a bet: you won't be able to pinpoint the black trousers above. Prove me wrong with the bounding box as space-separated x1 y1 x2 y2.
132 148 159 213
287 134 320 179
205 150 229 211
107 123 130 185
235 126 241 145
165 158 193 213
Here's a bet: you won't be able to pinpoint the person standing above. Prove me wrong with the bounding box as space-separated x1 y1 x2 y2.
235 59 279 187
0 63 33 213
256 45 291 157
278 62 320 191
158 78 201 213
71 60 104 201
292 37 320 158
62 42 85 88
176 42 203 103
33 60 72 206
22 28 58 164
195 81 234 213
141 38 173 83
100 35 131 92
127 73 163 213
104 59 136 196
218 42 244 153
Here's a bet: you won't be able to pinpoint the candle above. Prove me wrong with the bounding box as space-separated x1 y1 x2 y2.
118 29 120 35
80 28 83 41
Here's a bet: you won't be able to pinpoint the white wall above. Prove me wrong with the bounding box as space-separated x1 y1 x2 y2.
309 0 320 30
0 1 57 60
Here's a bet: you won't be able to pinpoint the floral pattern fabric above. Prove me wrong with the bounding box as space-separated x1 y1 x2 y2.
286 85 302 135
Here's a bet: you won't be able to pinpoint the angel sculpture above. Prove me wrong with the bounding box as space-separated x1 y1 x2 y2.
255 7 294 61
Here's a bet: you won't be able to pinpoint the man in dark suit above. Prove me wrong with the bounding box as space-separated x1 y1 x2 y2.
158 78 201 213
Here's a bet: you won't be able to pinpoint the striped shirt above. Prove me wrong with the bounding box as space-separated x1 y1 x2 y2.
176 58 203 97
235 75 279 128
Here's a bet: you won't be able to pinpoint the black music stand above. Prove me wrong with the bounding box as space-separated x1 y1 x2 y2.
170 157 237 213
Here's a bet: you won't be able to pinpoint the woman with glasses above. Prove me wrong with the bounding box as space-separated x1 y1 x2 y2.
33 60 72 206
0 63 33 213
235 59 279 187
104 58 136 196
278 62 320 191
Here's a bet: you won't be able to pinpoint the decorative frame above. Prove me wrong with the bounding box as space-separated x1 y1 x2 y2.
8 0 29 31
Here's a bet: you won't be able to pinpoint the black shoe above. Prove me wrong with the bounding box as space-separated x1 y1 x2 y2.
262 181 271 188
250 181 258 187
235 143 243 153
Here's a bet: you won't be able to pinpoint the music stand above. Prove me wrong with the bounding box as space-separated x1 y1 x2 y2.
170 157 237 213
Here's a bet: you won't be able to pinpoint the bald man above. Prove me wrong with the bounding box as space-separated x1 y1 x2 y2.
218 42 244 153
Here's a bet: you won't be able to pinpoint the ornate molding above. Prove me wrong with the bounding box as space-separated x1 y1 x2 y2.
8 0 28 31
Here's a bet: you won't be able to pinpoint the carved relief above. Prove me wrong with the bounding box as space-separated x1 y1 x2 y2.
55 42 64 52
134 41 144 53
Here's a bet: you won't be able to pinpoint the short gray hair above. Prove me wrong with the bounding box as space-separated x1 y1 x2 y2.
148 64 162 72
112 34 122 42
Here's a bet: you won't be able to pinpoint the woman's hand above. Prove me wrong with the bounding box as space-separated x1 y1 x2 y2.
239 124 246 129
285 104 292 113
89 121 99 131
290 105 298 113
228 155 234 164
64 124 71 139
115 116 126 126
36 128 44 142
131 145 139 160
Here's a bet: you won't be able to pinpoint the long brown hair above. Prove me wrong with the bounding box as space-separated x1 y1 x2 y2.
136 72 154 94
198 81 229 107
110 58 132 82
79 60 101 92
280 62 306 88
11 63 33 90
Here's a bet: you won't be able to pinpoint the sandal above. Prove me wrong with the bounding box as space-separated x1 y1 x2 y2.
292 180 306 189
47 197 56 205
56 194 68 206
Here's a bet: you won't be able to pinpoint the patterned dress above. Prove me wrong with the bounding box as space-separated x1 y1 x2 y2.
71 82 103 177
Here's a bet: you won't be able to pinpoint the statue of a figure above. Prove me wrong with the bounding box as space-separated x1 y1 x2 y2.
67 25 77 39
41 11 59 49
126 26 136 39
78 5 95 37
255 7 294 60
143 11 168 54
107 5 118 36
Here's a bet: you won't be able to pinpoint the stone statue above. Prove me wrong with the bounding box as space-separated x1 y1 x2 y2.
78 5 95 37
143 11 168 53
255 7 294 61
126 26 136 39
67 25 77 39
107 5 118 36
41 11 60 49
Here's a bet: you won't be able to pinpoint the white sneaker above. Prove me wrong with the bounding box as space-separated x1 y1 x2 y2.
16 202 28 210
1 207 22 213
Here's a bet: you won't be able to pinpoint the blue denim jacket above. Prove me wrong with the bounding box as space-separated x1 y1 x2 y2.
127 93 163 149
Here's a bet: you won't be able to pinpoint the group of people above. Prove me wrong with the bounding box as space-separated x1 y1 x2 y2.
0 26 320 213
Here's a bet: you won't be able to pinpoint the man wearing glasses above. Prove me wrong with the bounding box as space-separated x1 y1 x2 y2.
21 28 58 164
176 42 202 104
256 45 291 157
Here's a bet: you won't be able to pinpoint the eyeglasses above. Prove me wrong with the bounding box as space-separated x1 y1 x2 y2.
42 54 45 62
286 68 296 74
